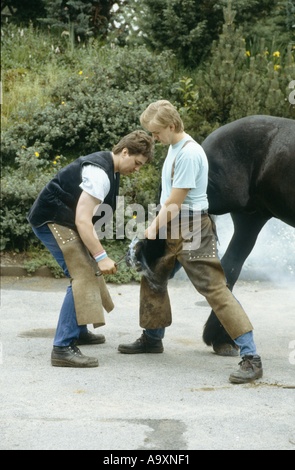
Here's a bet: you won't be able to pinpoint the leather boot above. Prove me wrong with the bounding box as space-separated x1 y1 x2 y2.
229 355 263 384
51 343 99 368
77 330 105 345
118 332 164 354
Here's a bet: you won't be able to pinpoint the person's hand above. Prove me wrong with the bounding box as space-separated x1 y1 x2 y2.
97 257 117 275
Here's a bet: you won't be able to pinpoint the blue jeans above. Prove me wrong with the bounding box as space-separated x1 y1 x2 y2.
32 225 88 347
145 328 257 356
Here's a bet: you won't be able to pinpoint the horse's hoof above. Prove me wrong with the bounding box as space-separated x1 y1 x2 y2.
213 343 239 357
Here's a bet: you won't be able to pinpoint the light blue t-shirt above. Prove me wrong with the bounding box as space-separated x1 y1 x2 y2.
160 134 209 212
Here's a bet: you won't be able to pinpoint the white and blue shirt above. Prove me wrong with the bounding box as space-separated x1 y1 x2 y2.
160 134 209 212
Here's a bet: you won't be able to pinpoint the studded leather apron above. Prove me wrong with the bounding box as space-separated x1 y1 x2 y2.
139 214 253 340
48 223 114 328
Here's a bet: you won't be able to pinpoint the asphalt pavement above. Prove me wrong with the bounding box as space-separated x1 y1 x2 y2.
0 273 294 451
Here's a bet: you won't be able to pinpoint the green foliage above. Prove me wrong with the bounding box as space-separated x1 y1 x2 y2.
0 147 65 251
1 0 46 26
1 43 176 167
1 27 177 251
23 252 65 278
1 1 117 40
240 0 295 51
1 21 53 71
114 0 290 69
171 76 200 132
102 239 141 284
1 1 294 281
1 22 92 132
40 0 117 41
286 0 295 34
114 0 223 67
177 1 295 140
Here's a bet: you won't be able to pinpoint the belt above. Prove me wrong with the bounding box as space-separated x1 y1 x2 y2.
188 209 208 216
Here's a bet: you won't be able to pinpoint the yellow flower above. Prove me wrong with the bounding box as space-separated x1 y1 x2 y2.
273 51 280 58
35 152 40 157
132 215 137 219
274 65 281 71
55 155 61 160
22 145 26 149
246 51 251 57
53 161 57 165
78 70 83 75
61 101 65 105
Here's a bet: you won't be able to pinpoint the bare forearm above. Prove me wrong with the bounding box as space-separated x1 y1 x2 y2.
75 191 116 274
149 203 180 234
146 188 189 239
76 220 104 257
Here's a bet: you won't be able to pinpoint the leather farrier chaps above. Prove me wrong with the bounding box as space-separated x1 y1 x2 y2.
48 223 114 328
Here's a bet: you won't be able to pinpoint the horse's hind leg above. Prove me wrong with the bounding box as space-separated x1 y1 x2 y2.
203 211 270 356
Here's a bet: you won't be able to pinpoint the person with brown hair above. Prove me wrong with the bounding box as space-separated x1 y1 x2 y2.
27 130 154 368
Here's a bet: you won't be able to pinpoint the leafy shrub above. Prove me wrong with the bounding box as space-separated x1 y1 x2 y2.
1 44 176 167
1 40 177 250
0 146 65 250
2 7 294 260
23 252 65 278
174 4 295 141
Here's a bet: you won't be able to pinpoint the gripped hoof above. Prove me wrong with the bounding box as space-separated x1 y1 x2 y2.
213 343 239 357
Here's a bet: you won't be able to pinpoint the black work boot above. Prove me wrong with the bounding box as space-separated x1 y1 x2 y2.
51 343 99 368
77 330 106 345
229 355 263 384
118 332 164 354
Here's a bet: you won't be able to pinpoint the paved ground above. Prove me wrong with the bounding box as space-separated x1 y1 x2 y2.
0 273 294 451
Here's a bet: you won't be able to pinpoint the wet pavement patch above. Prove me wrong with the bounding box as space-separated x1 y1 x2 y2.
18 328 56 338
137 419 187 451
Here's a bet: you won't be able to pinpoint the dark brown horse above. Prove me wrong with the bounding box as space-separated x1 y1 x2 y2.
202 115 295 355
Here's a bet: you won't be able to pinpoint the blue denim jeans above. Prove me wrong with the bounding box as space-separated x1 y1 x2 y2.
32 225 88 347
145 328 257 356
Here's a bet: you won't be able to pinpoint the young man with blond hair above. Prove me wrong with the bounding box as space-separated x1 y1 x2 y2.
118 101 263 384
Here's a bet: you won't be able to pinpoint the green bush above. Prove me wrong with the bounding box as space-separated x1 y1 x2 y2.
175 4 295 141
23 252 65 279
0 146 65 250
2 7 294 262
1 38 177 251
1 44 177 167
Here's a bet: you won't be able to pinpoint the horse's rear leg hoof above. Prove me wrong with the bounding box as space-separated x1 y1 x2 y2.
213 343 239 357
